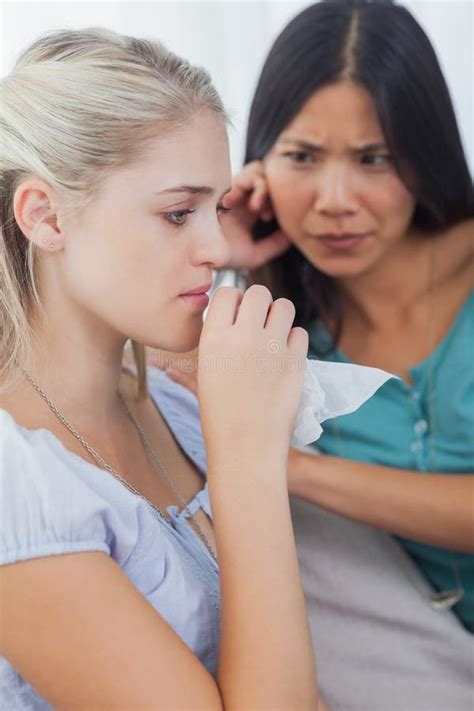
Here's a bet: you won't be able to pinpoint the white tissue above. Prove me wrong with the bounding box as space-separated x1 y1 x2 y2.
292 360 395 447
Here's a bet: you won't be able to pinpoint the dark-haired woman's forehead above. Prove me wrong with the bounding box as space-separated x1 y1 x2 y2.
275 82 388 154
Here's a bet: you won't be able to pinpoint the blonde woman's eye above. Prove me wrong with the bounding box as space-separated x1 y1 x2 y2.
164 209 195 226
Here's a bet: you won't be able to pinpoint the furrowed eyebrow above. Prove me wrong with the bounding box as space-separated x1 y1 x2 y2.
352 143 389 154
278 138 389 154
278 138 323 151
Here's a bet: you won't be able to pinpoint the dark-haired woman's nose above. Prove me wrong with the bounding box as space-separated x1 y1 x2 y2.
313 164 358 217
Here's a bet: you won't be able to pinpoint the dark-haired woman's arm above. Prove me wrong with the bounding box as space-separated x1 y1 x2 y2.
288 449 474 552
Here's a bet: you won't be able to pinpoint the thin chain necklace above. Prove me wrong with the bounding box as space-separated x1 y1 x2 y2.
20 367 218 565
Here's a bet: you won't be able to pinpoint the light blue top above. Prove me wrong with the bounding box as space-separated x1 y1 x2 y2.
308 288 474 632
0 367 219 710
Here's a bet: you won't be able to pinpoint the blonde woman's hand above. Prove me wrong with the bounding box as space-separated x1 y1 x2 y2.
197 285 308 467
221 161 291 270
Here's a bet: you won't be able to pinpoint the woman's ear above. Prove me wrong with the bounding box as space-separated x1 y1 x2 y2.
13 178 64 252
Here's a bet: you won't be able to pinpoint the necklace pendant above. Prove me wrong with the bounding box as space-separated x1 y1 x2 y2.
426 588 464 611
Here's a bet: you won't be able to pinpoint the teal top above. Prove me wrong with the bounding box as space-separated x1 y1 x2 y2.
308 289 474 632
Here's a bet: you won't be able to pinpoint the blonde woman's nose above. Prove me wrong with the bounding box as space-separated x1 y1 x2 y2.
192 221 232 269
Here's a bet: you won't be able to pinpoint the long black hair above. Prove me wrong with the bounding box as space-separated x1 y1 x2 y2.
245 0 474 345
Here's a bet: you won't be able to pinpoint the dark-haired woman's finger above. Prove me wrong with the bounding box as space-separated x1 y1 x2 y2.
251 230 292 269
224 162 265 209
248 177 268 213
166 366 198 396
260 200 274 221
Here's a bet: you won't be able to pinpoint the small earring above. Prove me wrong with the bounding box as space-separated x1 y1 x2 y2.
43 239 48 244
49 243 54 248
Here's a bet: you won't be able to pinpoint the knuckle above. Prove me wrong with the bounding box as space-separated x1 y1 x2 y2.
292 326 307 338
274 297 295 314
246 284 272 300
214 286 242 300
290 326 309 347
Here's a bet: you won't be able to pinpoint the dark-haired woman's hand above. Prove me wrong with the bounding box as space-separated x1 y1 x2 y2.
221 160 291 270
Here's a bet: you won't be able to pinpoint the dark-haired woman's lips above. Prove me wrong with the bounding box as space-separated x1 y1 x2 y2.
316 232 371 250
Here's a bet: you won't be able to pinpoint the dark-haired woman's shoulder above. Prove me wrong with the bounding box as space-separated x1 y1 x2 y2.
437 217 474 289
445 217 473 263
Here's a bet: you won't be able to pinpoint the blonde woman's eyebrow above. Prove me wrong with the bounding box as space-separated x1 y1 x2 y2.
154 185 231 197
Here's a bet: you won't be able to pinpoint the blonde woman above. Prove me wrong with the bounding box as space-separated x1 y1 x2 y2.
0 29 324 710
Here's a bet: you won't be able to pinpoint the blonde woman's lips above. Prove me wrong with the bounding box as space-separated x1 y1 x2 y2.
178 282 212 309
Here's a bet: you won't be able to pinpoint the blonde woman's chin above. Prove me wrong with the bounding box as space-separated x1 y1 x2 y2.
123 338 199 372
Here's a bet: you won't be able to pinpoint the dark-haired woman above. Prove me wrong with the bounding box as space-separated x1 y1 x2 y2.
168 1 473 708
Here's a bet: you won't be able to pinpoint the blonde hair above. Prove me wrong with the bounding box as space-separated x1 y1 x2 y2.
0 27 227 398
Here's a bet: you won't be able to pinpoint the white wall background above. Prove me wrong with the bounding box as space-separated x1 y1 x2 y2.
1 0 473 174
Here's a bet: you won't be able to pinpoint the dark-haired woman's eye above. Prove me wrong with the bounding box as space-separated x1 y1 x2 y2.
361 154 392 167
217 203 232 216
284 151 314 164
164 209 195 226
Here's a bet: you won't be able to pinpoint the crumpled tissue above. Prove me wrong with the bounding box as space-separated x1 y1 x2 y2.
292 360 395 447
